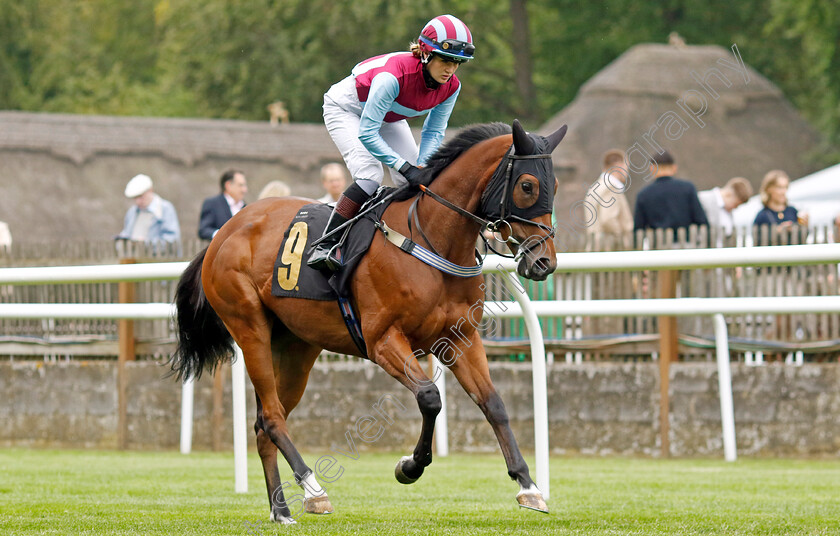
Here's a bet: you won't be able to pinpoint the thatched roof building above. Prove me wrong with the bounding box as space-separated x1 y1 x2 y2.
0 112 342 242
0 43 824 245
539 43 822 226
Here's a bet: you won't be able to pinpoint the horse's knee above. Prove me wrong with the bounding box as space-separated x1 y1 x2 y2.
416 384 441 417
481 392 510 426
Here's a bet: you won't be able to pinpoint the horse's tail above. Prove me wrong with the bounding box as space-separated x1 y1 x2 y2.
169 247 234 381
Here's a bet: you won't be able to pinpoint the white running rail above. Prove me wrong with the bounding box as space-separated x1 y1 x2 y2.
1 243 839 500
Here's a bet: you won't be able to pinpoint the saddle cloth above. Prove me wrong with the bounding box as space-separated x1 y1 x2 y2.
271 192 393 300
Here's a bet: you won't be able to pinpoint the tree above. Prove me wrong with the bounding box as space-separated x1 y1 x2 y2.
509 0 538 122
0 0 837 155
765 0 840 164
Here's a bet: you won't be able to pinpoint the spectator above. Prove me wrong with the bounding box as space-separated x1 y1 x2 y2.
835 213 840 242
199 169 248 239
753 170 807 229
116 174 181 244
634 150 708 237
697 177 753 237
587 149 633 248
0 221 11 252
258 180 291 200
317 163 348 205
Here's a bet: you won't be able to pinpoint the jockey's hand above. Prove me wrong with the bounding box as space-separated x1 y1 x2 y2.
398 162 425 187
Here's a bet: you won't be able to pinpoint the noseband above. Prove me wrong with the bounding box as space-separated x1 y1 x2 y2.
418 147 556 262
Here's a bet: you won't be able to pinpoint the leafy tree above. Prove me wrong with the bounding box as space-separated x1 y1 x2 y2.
0 0 837 163
765 0 840 164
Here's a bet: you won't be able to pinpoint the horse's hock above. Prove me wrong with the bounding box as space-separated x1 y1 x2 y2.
2 360 838 456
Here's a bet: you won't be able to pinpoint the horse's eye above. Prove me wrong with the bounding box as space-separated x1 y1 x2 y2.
514 175 540 209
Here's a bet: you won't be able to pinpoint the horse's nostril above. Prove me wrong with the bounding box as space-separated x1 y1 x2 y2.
533 257 552 274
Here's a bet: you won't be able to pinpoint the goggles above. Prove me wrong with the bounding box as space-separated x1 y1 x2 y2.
420 36 475 60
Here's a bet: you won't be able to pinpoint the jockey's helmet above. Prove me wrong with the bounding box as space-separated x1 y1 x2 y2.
418 14 474 63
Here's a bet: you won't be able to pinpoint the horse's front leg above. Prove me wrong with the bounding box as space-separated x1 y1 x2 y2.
369 326 441 484
448 331 548 513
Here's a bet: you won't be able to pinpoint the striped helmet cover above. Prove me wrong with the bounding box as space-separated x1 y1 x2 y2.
419 14 474 61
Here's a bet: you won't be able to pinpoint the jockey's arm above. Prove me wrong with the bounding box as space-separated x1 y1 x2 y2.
357 73 406 170
418 86 459 166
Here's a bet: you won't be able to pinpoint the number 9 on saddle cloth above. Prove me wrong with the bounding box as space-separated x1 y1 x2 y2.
271 193 391 302
271 193 394 357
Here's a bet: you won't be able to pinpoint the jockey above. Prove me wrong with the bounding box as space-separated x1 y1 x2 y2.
308 14 475 271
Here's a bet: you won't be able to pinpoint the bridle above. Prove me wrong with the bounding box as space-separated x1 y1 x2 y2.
412 146 556 262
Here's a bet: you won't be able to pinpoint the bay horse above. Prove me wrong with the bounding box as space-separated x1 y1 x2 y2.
171 120 567 524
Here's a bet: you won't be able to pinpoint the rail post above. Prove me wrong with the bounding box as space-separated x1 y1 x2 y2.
656 269 678 457
212 365 227 451
232 345 248 493
117 257 136 450
713 314 737 461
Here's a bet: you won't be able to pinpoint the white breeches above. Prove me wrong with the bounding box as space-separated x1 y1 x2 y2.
323 95 419 195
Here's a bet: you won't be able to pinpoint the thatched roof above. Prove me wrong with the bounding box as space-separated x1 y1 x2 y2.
0 112 342 242
0 111 336 168
539 43 822 223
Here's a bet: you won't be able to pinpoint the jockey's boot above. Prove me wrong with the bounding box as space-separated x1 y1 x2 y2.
307 182 371 272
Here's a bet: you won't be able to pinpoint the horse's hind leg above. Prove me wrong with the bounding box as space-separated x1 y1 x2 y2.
265 332 332 517
254 395 295 524
369 327 441 484
448 331 548 513
223 310 331 523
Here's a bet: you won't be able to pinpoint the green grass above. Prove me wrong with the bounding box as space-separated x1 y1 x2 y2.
1 449 838 535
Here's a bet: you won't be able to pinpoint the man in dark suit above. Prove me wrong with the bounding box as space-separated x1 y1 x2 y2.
634 150 708 237
198 170 248 239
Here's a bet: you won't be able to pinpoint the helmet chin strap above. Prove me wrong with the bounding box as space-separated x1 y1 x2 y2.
421 58 441 90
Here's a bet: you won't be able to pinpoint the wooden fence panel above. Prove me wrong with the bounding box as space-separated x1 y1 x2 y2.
0 229 837 363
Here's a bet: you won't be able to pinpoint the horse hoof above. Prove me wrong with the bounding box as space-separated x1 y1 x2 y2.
394 455 419 484
270 511 298 524
305 495 334 514
516 491 549 513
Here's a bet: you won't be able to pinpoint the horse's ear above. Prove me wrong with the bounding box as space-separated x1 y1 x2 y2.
512 119 535 155
546 124 568 153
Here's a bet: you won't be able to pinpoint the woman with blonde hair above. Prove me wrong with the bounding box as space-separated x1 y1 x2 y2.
753 169 807 228
258 180 291 200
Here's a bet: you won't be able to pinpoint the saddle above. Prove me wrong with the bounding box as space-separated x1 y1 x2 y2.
271 188 397 355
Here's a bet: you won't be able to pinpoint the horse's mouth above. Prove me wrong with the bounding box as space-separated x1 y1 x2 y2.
513 237 557 281
517 255 556 281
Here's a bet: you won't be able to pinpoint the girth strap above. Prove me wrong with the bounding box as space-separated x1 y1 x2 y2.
337 297 367 357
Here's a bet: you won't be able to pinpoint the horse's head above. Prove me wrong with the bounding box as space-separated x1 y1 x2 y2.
480 120 567 281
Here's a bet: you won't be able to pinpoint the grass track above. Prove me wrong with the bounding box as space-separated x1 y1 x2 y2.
1 449 838 535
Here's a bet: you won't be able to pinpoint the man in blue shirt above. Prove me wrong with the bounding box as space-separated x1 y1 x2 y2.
117 173 181 245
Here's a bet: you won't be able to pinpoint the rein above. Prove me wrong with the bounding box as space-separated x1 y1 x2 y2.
375 141 558 275
417 148 557 262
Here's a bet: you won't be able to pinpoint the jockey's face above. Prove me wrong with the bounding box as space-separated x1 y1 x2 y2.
426 54 460 84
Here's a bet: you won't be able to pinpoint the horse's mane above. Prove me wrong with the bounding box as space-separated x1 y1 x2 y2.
392 122 512 201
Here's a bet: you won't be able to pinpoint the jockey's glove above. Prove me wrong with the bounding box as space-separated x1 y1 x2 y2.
398 162 425 187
